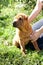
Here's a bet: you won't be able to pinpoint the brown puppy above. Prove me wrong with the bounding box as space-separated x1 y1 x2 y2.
13 13 40 54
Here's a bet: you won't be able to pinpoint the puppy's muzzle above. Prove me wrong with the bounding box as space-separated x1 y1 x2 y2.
13 21 17 27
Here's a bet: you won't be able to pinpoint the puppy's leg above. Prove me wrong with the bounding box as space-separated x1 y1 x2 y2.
19 41 26 55
13 40 19 47
32 41 40 51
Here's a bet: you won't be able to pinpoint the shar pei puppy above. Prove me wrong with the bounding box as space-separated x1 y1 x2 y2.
12 13 40 54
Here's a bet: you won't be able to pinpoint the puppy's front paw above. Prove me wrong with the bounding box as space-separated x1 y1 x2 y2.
22 51 26 56
21 49 26 55
22 49 27 56
25 49 27 54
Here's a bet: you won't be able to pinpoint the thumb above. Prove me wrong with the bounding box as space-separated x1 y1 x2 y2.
30 35 33 40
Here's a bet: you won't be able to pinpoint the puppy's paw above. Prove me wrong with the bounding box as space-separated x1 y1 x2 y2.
25 49 27 54
22 52 26 56
22 49 27 56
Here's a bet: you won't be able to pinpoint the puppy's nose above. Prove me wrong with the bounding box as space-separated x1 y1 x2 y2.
13 21 17 27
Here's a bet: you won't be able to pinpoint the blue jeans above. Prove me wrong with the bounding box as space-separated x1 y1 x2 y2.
28 19 43 50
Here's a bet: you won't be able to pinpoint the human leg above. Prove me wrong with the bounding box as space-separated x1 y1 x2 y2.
32 19 43 31
32 19 43 37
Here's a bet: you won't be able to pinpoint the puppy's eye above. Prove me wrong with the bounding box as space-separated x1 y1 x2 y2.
19 18 22 21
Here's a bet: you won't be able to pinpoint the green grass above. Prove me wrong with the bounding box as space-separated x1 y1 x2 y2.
0 1 43 65
0 44 43 65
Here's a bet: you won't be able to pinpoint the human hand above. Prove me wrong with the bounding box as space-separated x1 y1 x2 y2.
40 0 43 3
36 0 43 9
40 0 43 7
30 30 41 42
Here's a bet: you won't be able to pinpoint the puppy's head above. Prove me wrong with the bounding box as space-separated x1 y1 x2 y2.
13 13 28 29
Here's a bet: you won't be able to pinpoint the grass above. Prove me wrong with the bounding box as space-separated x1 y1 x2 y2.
0 44 43 65
0 1 43 65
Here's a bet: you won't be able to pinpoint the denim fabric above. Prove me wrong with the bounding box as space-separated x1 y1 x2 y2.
32 19 43 31
32 19 43 37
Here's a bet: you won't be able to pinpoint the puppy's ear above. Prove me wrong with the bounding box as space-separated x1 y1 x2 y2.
24 15 28 20
26 16 28 20
25 16 28 20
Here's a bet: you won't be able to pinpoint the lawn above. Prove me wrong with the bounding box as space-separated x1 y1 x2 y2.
0 0 43 65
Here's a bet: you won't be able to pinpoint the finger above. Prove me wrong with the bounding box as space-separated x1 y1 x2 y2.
30 35 33 40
